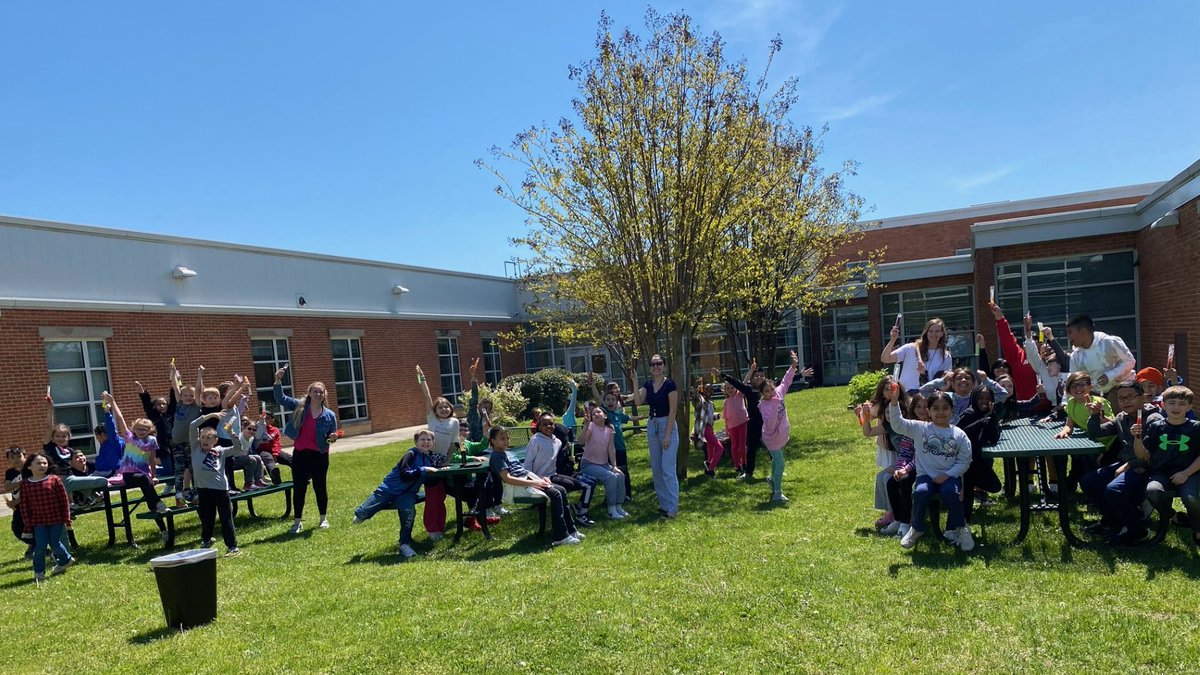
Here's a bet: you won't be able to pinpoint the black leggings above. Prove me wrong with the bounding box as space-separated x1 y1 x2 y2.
123 472 163 512
886 474 915 525
550 474 594 509
744 420 763 477
540 483 578 540
197 487 237 548
291 451 329 520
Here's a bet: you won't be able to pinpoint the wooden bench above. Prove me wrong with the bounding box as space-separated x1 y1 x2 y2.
137 482 294 548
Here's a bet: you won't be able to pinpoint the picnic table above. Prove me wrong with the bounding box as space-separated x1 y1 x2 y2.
435 459 493 541
983 418 1105 547
68 474 175 549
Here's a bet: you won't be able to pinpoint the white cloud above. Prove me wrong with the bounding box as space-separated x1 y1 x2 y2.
813 91 897 122
952 164 1016 193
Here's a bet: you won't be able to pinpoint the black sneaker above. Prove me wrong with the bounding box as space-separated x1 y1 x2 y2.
575 513 596 527
24 545 34 560
704 470 715 477
1084 521 1115 537
658 508 670 518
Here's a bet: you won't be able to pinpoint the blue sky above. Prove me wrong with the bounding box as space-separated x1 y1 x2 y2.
2 2 1197 277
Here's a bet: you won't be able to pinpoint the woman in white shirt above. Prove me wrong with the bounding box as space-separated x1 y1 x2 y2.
881 318 953 394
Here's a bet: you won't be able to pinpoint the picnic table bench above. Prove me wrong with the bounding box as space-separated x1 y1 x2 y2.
136 482 294 548
66 474 175 549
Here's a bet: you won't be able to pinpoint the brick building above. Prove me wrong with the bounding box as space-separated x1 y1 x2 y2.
0 215 526 454
812 158 1200 387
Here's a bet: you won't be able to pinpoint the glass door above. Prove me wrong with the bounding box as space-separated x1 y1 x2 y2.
565 347 609 378
820 306 871 386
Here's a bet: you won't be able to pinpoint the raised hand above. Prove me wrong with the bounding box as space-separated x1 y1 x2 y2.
135 380 145 393
889 325 900 341
1086 401 1104 416
1023 313 1033 335
274 367 287 382
976 334 985 348
801 367 814 379
790 350 799 367
469 358 480 381
989 301 1003 320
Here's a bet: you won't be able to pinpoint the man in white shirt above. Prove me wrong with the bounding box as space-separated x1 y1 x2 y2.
1066 315 1136 396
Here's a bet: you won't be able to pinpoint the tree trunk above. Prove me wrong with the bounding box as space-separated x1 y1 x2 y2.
669 324 691 482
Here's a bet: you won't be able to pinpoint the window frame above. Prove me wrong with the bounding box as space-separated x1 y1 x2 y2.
45 338 111 452
481 337 503 386
252 338 292 427
880 284 977 368
331 337 368 421
437 336 463 405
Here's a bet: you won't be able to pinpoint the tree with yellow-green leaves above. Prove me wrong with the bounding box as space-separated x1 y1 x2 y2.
480 9 879 481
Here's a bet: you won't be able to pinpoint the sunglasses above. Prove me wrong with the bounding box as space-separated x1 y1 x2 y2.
650 361 665 366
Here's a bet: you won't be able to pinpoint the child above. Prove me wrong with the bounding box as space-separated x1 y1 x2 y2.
859 376 907 531
91 420 120 478
957 387 1003 525
488 426 583 546
577 405 628 520
758 351 810 502
352 429 440 558
6 447 29 553
415 364 459 542
189 411 240 555
1080 381 1162 537
527 413 595 523
1108 386 1200 545
253 409 289 485
169 364 203 506
591 372 644 497
17 454 75 582
693 383 724 477
888 390 975 551
920 367 1008 426
884 394 927 538
102 392 170 544
137 374 177 478
708 368 749 478
229 414 270 491
1053 372 1114 482
42 394 75 476
64 449 109 508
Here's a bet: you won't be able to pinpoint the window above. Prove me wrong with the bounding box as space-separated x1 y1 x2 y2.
252 338 291 426
819 306 870 386
437 336 463 404
482 338 503 386
45 340 111 452
881 286 977 367
523 335 565 372
332 338 368 421
994 251 1138 357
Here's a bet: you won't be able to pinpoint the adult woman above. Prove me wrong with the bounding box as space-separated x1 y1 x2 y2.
881 318 953 394
631 354 679 518
274 369 339 534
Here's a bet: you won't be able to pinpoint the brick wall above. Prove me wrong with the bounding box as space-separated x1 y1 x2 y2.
0 308 523 453
1137 196 1200 380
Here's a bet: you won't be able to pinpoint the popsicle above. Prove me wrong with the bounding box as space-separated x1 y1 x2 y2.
1036 322 1044 343
989 285 995 303
893 313 902 330
1168 344 1175 369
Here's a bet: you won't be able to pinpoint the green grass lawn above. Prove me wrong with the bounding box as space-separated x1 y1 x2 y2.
3 386 1199 673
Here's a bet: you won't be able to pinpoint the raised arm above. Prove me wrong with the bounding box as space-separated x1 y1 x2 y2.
743 357 757 384
1043 327 1069 368
272 367 299 411
415 365 434 413
196 365 205 393
562 379 579 429
221 375 249 409
170 362 182 395
588 372 603 404
774 352 799 398
880 326 901 364
45 389 56 443
103 392 129 437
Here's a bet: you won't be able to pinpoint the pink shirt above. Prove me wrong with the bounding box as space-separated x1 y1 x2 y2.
581 422 614 466
723 389 748 429
758 366 796 452
294 413 319 453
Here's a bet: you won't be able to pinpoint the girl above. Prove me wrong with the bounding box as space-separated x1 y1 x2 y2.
254 409 289 485
42 393 75 476
693 382 724 477
888 390 975 552
103 392 169 518
577 405 628 519
630 354 680 517
274 369 340 534
881 318 953 394
1049 371 1111 492
352 429 441 558
169 364 203 507
6 447 29 553
415 364 459 542
957 386 1003 525
884 394 927 538
525 413 594 523
711 368 749 477
758 351 811 502
488 426 583 546
589 372 643 498
720 360 765 480
17 454 74 582
137 374 177 477
189 411 241 555
858 376 908 530
920 367 1008 426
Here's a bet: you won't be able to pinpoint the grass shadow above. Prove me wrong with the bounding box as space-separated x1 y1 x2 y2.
128 626 183 645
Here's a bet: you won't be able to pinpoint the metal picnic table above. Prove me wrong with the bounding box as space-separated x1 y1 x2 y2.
983 418 1105 547
434 459 493 542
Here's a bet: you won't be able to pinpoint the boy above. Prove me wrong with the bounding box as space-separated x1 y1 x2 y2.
1080 381 1162 536
170 364 204 507
63 449 109 508
1065 314 1136 397
352 429 440 559
91 414 124 478
189 411 241 556
254 409 288 484
6 447 30 555
138 374 177 477
1107 386 1200 545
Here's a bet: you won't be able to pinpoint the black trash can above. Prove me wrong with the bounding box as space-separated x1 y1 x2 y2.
150 548 218 629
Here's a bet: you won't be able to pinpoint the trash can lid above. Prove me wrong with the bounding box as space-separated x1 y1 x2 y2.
150 548 219 568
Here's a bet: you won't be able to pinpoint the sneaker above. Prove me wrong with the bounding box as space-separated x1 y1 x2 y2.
51 559 75 575
33 573 45 583
571 530 586 540
552 535 580 546
608 507 625 520
253 480 270 489
1107 525 1148 546
485 516 501 525
466 517 483 532
704 470 715 478
943 529 960 545
428 532 444 543
201 539 214 549
495 505 512 516
225 548 241 557
957 526 976 552
623 496 633 504
772 493 789 503
398 543 417 558
242 483 254 492
575 513 596 527
318 518 330 529
880 521 902 536
875 513 895 529
174 497 186 509
155 502 169 514
898 523 912 537
658 508 670 518
351 516 364 525
289 522 303 535
900 527 924 549
616 507 629 518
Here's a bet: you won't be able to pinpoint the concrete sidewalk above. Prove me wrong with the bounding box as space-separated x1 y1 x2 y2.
0 424 426 519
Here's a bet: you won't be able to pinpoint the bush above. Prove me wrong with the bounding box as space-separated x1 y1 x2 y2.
847 368 889 408
467 381 528 427
499 369 604 419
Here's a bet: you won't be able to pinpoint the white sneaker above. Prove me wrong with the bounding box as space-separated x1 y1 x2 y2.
608 507 625 520
398 543 417 558
900 527 924 549
155 502 169 514
318 518 330 529
289 522 303 535
772 493 789 502
897 523 912 538
616 507 630 518
552 535 580 546
51 559 75 575
495 506 511 516
428 532 444 543
352 516 363 525
571 531 586 540
880 521 902 536
943 529 960 545
957 526 976 552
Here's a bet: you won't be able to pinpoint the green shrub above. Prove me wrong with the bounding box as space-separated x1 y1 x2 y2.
499 369 605 418
466 381 528 427
847 368 889 408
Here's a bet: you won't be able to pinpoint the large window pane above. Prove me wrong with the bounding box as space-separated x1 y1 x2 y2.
45 342 84 370
86 341 108 368
880 286 976 367
89 370 110 401
50 372 88 403
252 338 292 426
333 360 352 383
331 338 367 421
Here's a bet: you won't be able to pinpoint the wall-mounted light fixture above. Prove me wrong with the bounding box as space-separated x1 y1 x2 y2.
172 266 198 279
392 285 410 295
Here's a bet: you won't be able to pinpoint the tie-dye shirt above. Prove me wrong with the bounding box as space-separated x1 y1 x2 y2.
119 431 158 477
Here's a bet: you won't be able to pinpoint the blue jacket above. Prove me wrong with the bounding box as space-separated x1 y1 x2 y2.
94 412 125 473
378 448 434 495
274 383 339 453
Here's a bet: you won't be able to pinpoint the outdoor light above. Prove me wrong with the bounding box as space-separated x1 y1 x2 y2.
172 265 198 279
392 285 410 295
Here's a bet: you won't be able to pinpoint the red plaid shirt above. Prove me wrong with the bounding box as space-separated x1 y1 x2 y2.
18 474 71 533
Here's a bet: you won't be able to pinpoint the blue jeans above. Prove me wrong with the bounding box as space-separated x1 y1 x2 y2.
580 461 626 507
769 449 786 497
355 488 418 546
1104 469 1150 529
1080 463 1122 524
1147 472 1200 530
911 474 965 533
32 524 71 577
646 417 679 515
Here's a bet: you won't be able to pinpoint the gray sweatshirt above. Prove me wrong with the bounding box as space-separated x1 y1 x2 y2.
189 412 235 491
888 402 973 478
